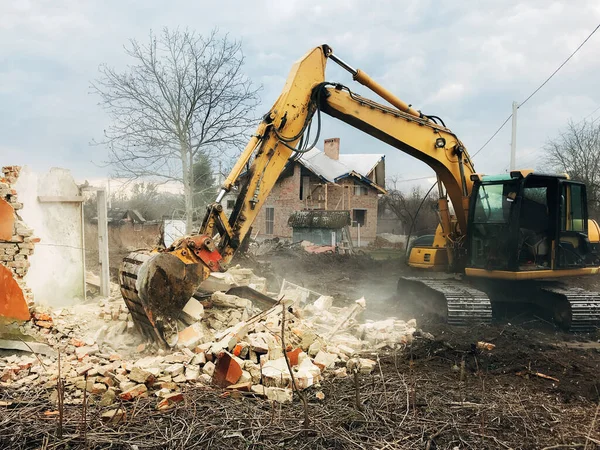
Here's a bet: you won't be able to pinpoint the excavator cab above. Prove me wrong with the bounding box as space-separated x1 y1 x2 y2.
466 171 600 277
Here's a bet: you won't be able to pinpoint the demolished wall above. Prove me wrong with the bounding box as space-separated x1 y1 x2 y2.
15 167 85 307
0 166 37 307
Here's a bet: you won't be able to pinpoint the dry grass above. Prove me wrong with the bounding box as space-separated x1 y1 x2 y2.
1 350 598 450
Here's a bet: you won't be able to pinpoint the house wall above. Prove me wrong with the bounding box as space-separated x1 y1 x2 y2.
254 164 379 245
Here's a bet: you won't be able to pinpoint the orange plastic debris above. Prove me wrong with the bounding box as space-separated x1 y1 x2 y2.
232 344 243 357
0 199 14 241
0 264 30 321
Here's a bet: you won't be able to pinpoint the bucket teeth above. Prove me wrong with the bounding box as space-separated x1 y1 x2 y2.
119 252 166 344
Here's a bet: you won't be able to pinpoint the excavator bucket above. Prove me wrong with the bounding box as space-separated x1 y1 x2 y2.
0 264 30 321
119 251 206 345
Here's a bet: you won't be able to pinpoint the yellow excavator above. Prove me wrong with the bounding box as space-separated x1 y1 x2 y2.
119 45 600 344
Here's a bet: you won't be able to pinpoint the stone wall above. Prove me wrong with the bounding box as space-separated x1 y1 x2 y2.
0 166 37 303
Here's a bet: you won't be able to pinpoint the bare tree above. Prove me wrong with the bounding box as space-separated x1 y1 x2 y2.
92 28 261 233
379 179 439 236
544 120 600 218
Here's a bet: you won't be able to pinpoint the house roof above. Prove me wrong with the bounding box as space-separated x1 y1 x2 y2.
93 208 147 224
298 148 386 193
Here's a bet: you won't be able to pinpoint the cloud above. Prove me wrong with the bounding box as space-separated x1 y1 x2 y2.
1 0 599 191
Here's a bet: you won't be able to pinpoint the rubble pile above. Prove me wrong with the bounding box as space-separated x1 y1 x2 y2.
0 266 420 409
0 165 37 302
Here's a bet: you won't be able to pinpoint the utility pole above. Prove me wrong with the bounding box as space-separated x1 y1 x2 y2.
510 101 519 171
97 188 110 297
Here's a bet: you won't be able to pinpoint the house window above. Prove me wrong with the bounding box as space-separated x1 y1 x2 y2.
354 181 368 196
265 207 275 235
352 209 366 227
300 176 311 200
227 199 235 209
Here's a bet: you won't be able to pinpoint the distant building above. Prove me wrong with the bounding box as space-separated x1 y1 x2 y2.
253 138 386 246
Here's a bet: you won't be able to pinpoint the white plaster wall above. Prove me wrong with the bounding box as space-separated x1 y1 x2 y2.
15 167 85 307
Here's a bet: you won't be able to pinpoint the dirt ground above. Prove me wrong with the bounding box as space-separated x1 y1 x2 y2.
3 248 600 449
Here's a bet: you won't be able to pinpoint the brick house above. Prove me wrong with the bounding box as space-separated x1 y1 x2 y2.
252 138 386 246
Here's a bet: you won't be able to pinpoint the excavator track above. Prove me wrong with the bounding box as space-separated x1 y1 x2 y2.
539 285 600 332
400 276 493 325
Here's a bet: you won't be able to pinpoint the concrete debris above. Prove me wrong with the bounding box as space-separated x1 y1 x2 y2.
0 265 421 407
266 387 293 403
0 339 56 357
182 298 205 321
157 392 184 410
101 408 126 424
119 383 148 401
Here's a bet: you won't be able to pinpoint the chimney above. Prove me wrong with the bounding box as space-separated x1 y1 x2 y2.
324 138 340 160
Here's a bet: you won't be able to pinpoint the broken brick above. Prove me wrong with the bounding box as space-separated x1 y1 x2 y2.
213 352 243 388
286 348 302 367
227 381 252 392
177 322 209 349
157 392 184 410
101 408 126 424
128 367 155 385
33 312 52 322
119 384 148 401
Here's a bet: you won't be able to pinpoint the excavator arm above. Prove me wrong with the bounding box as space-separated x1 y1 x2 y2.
120 44 476 344
203 45 476 263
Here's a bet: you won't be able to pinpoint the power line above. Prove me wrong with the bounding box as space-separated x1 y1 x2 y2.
394 175 435 183
472 23 600 159
519 23 600 109
575 104 600 126
471 114 513 158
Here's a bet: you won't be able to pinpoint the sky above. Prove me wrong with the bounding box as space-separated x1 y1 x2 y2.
1 0 600 194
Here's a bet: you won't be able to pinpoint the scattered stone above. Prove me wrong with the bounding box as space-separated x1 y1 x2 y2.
182 298 205 321
99 389 117 406
177 323 211 349
157 392 184 410
164 364 184 377
266 387 293 403
119 384 148 401
347 357 376 374
172 374 186 383
185 366 200 381
199 373 212 384
128 367 154 384
101 408 126 424
251 384 267 397
191 352 206 366
227 381 252 392
313 350 337 370
75 344 99 360
202 361 215 377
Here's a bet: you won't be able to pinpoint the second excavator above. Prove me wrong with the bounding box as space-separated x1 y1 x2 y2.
119 44 600 345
